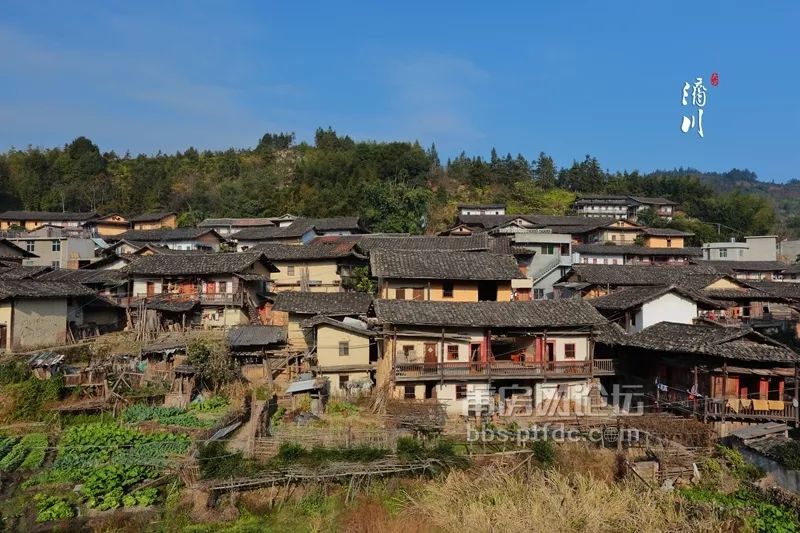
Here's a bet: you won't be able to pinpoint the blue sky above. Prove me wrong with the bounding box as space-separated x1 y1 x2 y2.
1 1 798 181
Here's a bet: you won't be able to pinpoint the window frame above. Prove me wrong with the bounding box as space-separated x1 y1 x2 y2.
396 288 406 300
25 240 35 253
442 281 454 298
51 239 61 252
456 384 467 400
446 345 459 361
564 343 576 359
338 341 350 357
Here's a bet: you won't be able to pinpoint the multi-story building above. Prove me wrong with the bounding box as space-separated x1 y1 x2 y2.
457 204 506 216
129 212 177 230
7 226 98 269
573 195 677 221
702 235 777 262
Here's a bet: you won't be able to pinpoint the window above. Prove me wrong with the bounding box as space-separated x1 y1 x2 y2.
533 288 545 300
219 281 227 293
447 345 459 361
51 260 60 268
404 385 416 399
542 244 554 254
402 345 416 360
396 288 406 300
564 343 576 359
339 341 350 357
719 248 728 258
456 384 467 400
287 265 295 276
339 375 349 390
666 238 672 248
442 281 454 298
611 234 617 241
630 313 636 326
612 258 618 265
25 240 34 253
412 287 424 300
51 240 61 252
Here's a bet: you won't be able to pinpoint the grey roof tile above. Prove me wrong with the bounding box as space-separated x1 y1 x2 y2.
370 250 525 280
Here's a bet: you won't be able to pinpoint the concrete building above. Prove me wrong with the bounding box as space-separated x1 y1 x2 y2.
7 226 98 269
702 235 778 262
198 218 276 238
573 195 677 221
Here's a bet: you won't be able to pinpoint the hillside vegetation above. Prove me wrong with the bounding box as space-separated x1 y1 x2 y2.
0 130 786 240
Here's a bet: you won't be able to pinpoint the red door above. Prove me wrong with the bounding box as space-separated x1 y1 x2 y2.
424 343 437 364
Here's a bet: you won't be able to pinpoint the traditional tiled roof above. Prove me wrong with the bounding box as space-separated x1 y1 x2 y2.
129 211 176 223
458 204 505 209
625 322 799 363
0 211 98 221
199 218 275 228
0 239 38 259
0 280 95 299
629 196 678 205
593 321 628 345
354 233 493 253
371 250 525 280
300 315 376 336
565 264 718 286
373 299 607 328
271 291 373 316
232 217 365 241
587 285 719 311
748 281 800 300
456 213 613 232
574 244 702 257
126 252 277 276
0 265 53 280
695 260 789 273
252 241 365 261
227 325 287 348
39 268 127 285
115 228 223 242
782 264 800 275
642 228 694 237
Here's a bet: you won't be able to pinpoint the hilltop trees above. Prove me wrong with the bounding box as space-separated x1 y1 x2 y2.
0 131 781 239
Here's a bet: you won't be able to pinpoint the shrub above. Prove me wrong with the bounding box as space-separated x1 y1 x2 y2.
0 362 31 385
326 400 359 416
34 494 75 522
198 441 246 479
531 440 556 467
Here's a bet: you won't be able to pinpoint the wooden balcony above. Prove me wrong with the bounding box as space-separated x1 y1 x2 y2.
647 386 798 424
394 359 617 381
109 292 244 307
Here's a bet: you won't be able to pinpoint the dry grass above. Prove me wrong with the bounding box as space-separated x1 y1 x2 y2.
406 467 735 533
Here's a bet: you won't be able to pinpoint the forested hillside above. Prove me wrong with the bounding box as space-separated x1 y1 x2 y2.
0 129 788 241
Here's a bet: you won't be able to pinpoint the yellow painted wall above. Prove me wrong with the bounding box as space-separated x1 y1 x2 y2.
271 261 342 292
316 325 371 368
382 280 513 302
133 214 177 230
0 302 11 351
644 236 685 248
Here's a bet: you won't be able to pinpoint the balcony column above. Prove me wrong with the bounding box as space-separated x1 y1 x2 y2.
794 364 799 428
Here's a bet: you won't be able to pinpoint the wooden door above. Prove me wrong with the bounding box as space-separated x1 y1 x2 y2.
424 343 437 363
546 342 555 363
206 281 217 294
0 324 6 350
412 287 424 301
146 282 155 297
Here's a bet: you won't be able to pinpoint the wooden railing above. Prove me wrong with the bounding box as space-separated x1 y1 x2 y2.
110 292 244 307
394 359 616 380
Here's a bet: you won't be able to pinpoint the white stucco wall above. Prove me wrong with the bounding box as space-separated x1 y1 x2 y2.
636 292 697 332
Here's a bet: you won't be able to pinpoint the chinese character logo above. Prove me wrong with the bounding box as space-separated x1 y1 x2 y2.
680 77 707 138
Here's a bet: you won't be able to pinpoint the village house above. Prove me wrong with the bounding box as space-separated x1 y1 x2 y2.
129 212 177 230
0 280 97 351
198 217 276 238
696 260 788 282
252 240 367 292
82 213 130 237
586 219 643 245
267 291 373 354
370 250 528 302
125 252 277 328
110 228 226 252
233 217 368 249
618 321 800 425
226 324 289 381
0 239 38 265
572 195 677 221
641 227 693 248
6 226 99 269
587 285 719 333
457 203 506 216
0 210 99 231
302 315 377 396
573 244 702 265
372 299 614 416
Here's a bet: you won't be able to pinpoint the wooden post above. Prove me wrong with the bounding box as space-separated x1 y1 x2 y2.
440 328 445 385
264 349 274 389
722 359 728 423
794 364 799 427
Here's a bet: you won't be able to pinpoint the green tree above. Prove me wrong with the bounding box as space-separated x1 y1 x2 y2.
534 152 557 188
